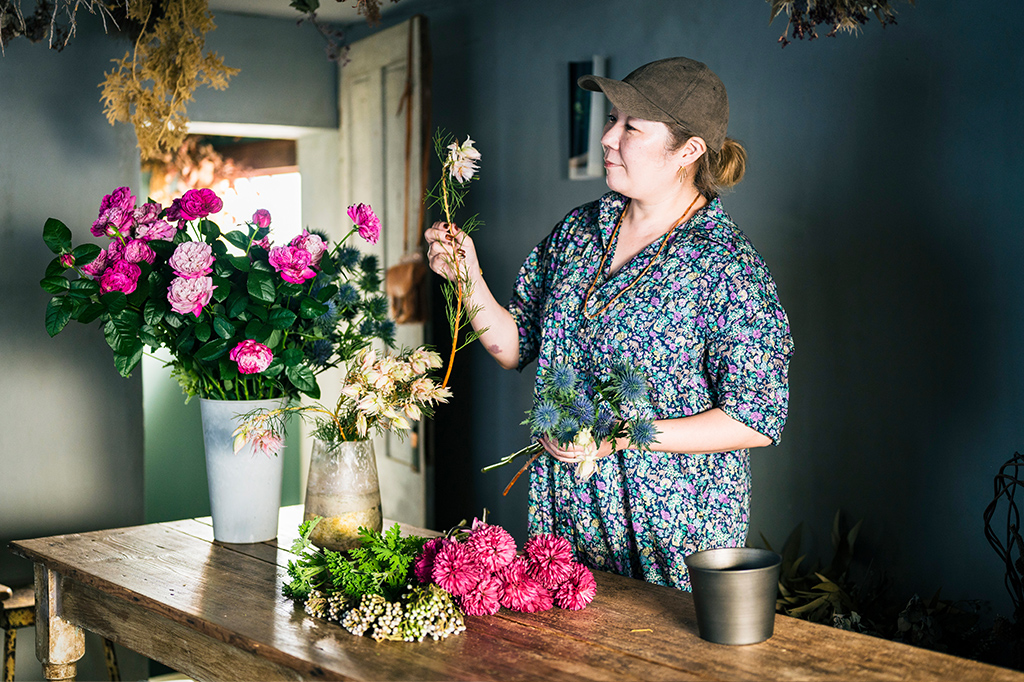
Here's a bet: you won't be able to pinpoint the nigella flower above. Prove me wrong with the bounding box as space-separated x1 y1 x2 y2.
628 419 658 449
459 575 502 616
554 562 597 611
431 541 484 597
613 365 648 403
547 363 577 394
308 339 335 368
525 534 575 589
413 537 445 584
465 524 517 573
530 401 560 434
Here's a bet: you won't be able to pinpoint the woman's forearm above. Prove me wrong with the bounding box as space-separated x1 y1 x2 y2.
618 407 772 454
465 271 520 370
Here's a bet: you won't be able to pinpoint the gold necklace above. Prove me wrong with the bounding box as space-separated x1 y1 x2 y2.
581 192 703 320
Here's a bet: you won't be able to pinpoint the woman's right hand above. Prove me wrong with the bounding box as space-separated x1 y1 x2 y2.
425 222 481 283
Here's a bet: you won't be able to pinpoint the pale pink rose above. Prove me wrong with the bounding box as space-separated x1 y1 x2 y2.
80 248 109 278
347 203 381 244
168 242 215 278
252 209 272 229
290 230 326 267
268 245 316 284
99 260 141 295
178 188 223 220
122 239 156 264
99 186 136 214
229 340 274 374
91 206 133 238
167 276 214 317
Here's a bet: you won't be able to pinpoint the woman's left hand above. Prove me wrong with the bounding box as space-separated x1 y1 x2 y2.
539 436 617 481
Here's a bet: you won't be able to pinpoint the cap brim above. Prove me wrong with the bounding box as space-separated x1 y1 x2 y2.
577 74 675 124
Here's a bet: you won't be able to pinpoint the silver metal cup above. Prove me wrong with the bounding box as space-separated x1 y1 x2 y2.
684 547 782 645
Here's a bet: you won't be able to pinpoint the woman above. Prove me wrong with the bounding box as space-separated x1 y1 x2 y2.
425 57 793 590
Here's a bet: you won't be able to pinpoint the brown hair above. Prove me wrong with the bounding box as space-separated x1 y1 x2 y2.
665 123 746 200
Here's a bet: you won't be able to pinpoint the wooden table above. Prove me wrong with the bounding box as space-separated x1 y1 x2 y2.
9 508 1023 682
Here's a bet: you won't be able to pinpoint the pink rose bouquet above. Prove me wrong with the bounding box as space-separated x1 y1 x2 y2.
41 188 396 403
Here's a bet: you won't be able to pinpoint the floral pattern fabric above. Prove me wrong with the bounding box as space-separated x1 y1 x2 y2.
508 191 793 590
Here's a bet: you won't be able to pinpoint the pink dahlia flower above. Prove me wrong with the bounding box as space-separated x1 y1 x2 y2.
554 562 597 611
414 537 445 584
167 276 214 317
290 230 326 267
91 206 134 238
178 188 223 220
459 575 502 616
525 534 575 589
169 242 215 279
122 239 156 264
465 524 518 573
431 541 484 597
99 186 136 214
252 209 272 229
99 260 141 295
347 203 380 244
229 340 274 375
269 245 316 284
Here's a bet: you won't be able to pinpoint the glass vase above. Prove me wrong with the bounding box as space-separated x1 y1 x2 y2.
303 439 383 551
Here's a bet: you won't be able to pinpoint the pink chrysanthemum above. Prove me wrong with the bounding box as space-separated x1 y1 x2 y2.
459 575 502 616
499 574 552 613
465 524 518 573
554 562 597 611
525 534 575 589
413 537 445 584
431 541 484 597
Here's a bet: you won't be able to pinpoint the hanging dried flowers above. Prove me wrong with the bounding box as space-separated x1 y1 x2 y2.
0 0 123 53
768 0 916 47
99 0 239 161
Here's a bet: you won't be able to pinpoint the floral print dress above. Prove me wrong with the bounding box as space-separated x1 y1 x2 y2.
508 191 793 590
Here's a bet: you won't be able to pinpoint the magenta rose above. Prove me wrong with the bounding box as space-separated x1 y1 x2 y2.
99 186 136 215
347 203 381 244
133 202 177 241
59 254 75 269
178 188 223 220
268 245 316 284
80 248 109 278
99 260 141 295
168 241 215 278
252 209 272 229
167 276 214 317
229 340 274 374
165 198 185 224
122 239 156 264
290 230 326 267
91 206 134 238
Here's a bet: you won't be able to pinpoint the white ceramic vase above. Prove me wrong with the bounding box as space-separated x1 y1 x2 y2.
200 397 287 544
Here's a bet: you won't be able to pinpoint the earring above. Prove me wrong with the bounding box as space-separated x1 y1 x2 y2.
678 166 687 183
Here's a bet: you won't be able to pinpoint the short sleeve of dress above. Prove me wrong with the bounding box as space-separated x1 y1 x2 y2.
703 252 794 445
507 232 555 371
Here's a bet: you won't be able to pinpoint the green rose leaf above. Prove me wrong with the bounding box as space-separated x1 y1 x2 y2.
113 341 144 378
278 281 303 297
229 255 251 272
268 308 297 330
144 299 166 326
316 284 339 302
71 243 102 265
193 338 231 362
42 218 72 254
211 276 230 302
282 347 302 367
213 316 236 339
101 291 128 314
69 279 100 296
266 329 283 350
44 296 73 336
251 259 273 273
139 324 161 348
175 326 196 353
299 297 329 319
201 219 221 242
286 363 318 395
247 270 276 303
104 315 141 355
77 302 106 325
194 322 212 343
40 276 70 294
264 357 284 377
224 230 251 251
226 292 249 318
244 320 271 342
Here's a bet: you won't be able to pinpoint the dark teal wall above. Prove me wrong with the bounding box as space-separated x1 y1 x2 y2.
352 0 1024 619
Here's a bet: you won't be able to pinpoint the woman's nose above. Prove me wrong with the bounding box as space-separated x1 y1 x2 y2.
601 125 618 152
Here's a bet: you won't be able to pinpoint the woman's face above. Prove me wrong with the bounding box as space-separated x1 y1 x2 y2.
601 107 680 200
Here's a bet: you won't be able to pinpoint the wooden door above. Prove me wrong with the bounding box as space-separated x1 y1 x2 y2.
336 16 431 527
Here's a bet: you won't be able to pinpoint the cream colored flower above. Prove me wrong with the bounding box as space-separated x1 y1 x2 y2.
447 137 480 183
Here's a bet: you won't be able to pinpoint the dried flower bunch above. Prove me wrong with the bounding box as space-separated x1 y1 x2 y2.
425 131 484 388
41 186 393 403
769 0 915 46
235 345 450 454
100 0 238 160
484 361 659 493
284 514 597 642
0 0 122 53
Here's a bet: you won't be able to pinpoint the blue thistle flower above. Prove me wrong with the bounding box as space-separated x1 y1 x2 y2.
593 403 616 440
556 416 581 445
367 294 389 319
530 401 560 434
376 319 396 345
337 245 361 269
614 367 647 404
359 318 376 337
336 283 359 308
308 339 335 368
315 298 339 332
547 363 577 394
360 254 379 274
570 394 594 424
628 420 658 449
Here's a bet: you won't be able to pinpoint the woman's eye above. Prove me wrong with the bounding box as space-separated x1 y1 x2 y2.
606 114 617 124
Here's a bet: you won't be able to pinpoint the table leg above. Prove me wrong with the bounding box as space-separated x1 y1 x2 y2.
33 565 84 682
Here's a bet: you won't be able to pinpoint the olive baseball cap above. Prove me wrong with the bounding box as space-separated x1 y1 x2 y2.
578 57 729 152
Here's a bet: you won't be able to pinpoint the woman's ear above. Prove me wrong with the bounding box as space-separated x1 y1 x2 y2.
676 135 708 168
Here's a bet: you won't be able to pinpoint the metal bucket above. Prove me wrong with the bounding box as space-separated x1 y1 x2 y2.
684 547 782 645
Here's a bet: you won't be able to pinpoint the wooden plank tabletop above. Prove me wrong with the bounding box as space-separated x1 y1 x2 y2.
9 508 1024 682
